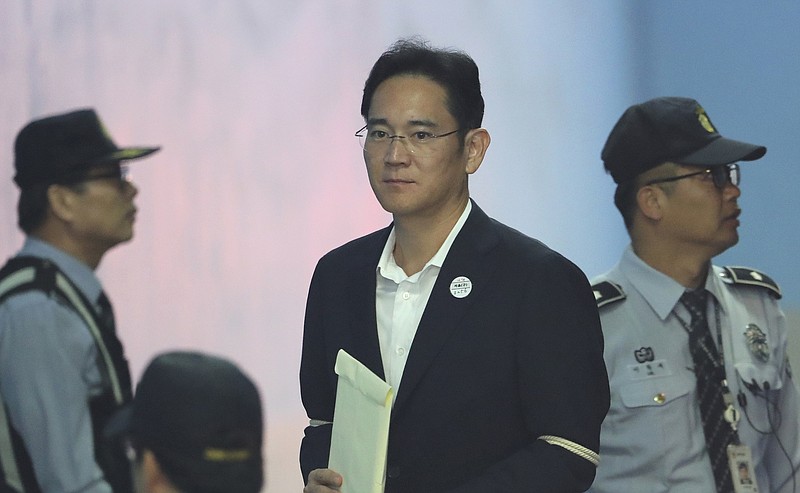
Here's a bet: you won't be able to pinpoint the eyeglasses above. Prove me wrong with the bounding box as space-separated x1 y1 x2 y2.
355 125 461 156
64 164 132 188
645 163 740 189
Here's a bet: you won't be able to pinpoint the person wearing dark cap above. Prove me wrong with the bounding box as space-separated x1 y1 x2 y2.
589 97 800 493
106 351 264 493
0 108 159 493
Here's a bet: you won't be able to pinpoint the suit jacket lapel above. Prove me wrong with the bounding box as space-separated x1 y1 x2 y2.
393 202 500 411
345 226 390 381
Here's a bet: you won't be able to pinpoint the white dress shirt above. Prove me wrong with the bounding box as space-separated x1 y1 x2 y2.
375 201 472 398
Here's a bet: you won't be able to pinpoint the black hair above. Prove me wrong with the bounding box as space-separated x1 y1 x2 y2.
17 180 89 234
360 37 484 135
613 180 638 230
614 163 678 230
17 185 50 234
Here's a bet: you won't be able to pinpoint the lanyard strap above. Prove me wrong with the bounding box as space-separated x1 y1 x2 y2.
674 297 742 436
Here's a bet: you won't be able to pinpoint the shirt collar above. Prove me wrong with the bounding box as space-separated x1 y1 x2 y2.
377 200 473 283
19 236 104 303
620 245 697 321
703 267 727 315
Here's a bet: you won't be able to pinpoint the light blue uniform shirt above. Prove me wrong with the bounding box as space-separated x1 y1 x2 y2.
589 246 800 493
0 237 112 493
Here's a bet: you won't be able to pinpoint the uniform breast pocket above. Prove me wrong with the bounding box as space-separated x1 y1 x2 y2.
620 374 694 408
616 374 697 450
735 363 782 394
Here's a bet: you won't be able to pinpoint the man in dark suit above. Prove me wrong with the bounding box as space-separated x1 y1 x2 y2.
300 38 609 493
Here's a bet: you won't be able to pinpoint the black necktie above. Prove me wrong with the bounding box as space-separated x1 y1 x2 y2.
96 292 133 401
680 289 738 493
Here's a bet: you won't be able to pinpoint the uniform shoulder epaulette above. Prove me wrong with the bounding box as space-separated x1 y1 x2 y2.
0 256 59 303
592 280 626 308
719 266 782 299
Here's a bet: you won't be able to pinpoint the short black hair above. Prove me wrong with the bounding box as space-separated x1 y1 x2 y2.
17 179 89 234
614 163 679 230
360 37 484 133
17 185 50 234
613 180 638 230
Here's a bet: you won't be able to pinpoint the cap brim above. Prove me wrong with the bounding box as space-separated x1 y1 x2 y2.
678 137 766 166
90 146 161 167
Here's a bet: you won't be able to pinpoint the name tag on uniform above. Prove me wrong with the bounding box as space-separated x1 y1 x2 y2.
627 359 672 380
728 444 759 493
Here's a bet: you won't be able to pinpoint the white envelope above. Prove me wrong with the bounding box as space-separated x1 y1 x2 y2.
328 349 393 493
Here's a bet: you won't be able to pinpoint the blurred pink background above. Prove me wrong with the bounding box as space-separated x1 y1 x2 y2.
3 2 799 491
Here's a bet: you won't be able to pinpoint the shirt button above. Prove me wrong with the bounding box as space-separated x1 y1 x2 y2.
396 347 405 356
654 393 666 404
402 292 410 300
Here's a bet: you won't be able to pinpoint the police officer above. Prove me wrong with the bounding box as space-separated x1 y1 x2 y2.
0 109 159 493
106 351 264 493
589 97 800 493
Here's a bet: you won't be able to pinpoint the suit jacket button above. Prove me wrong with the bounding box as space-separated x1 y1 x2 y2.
387 465 400 479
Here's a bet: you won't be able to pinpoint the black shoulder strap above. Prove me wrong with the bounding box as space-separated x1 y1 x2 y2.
592 280 626 308
0 256 127 405
0 257 132 493
719 266 782 299
0 257 59 305
0 257 54 493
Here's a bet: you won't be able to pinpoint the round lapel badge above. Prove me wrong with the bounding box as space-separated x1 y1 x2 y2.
450 276 472 299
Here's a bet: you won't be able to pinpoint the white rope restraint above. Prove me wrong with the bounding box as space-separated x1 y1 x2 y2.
538 435 599 466
309 419 333 427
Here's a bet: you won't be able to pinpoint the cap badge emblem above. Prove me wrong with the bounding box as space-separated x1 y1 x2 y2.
695 106 716 133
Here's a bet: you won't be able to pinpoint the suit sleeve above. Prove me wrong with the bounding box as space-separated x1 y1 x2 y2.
449 253 610 493
299 259 335 483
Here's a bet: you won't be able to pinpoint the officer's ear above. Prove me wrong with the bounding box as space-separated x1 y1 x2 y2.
636 184 665 222
635 162 677 222
46 183 81 223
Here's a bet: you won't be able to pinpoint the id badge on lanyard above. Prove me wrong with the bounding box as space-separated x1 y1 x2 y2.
728 442 759 492
714 301 761 493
